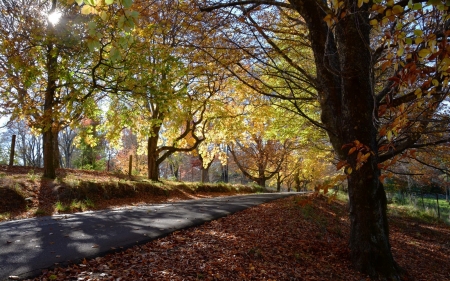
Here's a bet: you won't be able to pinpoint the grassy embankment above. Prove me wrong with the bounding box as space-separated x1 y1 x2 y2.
334 190 450 224
0 166 263 222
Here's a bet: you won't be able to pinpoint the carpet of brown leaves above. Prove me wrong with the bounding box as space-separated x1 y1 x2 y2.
25 195 450 281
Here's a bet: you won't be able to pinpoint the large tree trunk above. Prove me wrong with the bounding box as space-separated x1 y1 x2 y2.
43 42 57 178
43 129 56 179
288 0 401 277
335 11 399 279
256 178 265 188
147 135 159 181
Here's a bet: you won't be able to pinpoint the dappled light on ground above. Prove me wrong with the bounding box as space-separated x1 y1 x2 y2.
24 194 450 280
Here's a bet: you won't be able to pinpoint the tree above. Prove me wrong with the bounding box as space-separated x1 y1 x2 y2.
101 0 239 181
200 0 449 278
4 121 43 167
0 0 106 178
59 126 77 169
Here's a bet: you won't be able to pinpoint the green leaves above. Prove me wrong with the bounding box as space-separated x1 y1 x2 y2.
121 0 133 8
108 47 121 62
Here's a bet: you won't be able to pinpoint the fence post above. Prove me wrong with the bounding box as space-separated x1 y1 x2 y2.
9 135 16 167
436 193 440 219
128 155 132 177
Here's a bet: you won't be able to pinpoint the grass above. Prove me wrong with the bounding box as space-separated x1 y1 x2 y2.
0 212 10 220
69 199 95 211
34 208 48 216
389 194 450 224
332 191 450 224
27 169 38 181
55 201 69 212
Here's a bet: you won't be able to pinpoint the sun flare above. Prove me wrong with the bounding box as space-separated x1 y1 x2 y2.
48 10 62 25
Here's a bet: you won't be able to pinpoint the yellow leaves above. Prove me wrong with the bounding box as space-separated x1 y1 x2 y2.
412 3 422 10
386 130 392 141
323 14 336 28
81 5 95 15
371 4 385 14
418 48 431 58
345 166 352 175
414 88 422 98
392 5 404 15
414 29 423 37
438 57 450 72
369 19 378 26
415 37 424 44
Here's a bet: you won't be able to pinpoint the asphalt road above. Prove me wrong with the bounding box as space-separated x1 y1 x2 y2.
0 192 300 280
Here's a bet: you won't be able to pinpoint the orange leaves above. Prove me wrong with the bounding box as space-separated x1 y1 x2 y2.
348 147 357 155
340 140 374 172
336 160 348 171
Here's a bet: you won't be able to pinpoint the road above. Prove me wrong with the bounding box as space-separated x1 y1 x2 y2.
0 192 300 280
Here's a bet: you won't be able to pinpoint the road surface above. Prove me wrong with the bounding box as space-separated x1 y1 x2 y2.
0 192 300 280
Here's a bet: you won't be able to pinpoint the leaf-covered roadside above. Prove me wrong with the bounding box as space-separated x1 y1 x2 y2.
24 195 450 281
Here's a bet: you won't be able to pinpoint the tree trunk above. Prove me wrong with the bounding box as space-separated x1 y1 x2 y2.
43 129 56 178
336 14 399 279
53 130 60 169
147 135 159 181
221 165 228 183
286 0 401 277
436 193 440 219
347 162 398 277
43 8 58 179
256 178 265 188
201 167 209 183
276 173 282 192
43 49 57 178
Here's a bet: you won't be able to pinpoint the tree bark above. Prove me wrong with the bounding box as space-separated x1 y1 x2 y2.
276 173 282 192
289 0 401 277
201 167 209 183
43 2 58 179
53 130 60 169
147 135 159 181
43 44 57 179
256 178 265 188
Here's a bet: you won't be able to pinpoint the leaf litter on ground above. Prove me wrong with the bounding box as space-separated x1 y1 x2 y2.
24 194 450 281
